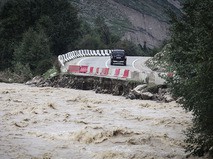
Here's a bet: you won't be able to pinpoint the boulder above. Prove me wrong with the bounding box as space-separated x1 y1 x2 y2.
133 84 147 92
95 87 101 93
112 86 120 96
163 94 174 103
126 92 136 100
130 84 147 98
143 83 159 94
26 76 44 86
147 71 155 84
141 92 154 100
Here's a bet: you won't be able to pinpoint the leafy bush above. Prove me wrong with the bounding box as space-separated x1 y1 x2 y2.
13 62 33 81
115 40 142 56
167 0 213 157
42 66 58 79
77 34 105 50
14 28 52 75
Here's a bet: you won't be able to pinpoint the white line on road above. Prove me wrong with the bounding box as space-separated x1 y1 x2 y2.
132 59 141 72
77 58 87 65
105 59 110 68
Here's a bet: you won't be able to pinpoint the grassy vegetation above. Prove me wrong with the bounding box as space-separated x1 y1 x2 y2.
42 66 58 79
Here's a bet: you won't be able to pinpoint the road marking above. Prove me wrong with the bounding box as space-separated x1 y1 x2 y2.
77 58 87 65
132 59 141 72
105 59 110 68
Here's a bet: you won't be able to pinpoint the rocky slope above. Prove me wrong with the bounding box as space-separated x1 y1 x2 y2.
72 0 183 48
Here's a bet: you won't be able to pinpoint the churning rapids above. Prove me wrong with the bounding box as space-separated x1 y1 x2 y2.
0 82 202 159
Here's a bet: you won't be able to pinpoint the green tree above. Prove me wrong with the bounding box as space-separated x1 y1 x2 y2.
14 28 52 75
168 0 213 156
77 34 104 50
0 0 80 70
78 18 120 50
115 40 141 56
0 0 34 70
77 21 104 49
95 16 111 46
35 0 81 55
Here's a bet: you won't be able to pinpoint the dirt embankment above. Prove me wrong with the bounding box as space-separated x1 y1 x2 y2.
27 74 175 104
27 74 145 95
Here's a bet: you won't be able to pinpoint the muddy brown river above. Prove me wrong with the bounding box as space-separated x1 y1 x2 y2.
0 83 202 159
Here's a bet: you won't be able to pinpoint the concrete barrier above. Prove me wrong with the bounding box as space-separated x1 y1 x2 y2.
67 65 133 79
68 65 80 73
120 69 129 78
89 67 94 74
131 71 140 81
95 67 100 75
79 66 88 73
65 63 166 83
100 68 109 76
113 68 121 77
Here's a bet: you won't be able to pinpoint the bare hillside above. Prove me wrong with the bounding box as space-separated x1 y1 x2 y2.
72 0 183 48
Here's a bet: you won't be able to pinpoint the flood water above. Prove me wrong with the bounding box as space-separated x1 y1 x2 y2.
0 83 198 159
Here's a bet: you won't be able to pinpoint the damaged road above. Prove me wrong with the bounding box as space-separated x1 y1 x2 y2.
26 74 173 102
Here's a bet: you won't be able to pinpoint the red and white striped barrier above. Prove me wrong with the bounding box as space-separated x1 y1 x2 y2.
67 65 165 84
121 69 130 78
112 68 120 77
68 65 80 73
68 65 131 79
79 66 88 73
100 68 109 76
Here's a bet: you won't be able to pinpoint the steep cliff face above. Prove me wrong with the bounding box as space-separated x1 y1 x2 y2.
72 0 183 48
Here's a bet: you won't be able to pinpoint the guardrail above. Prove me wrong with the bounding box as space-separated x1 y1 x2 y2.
58 49 112 66
67 65 131 79
67 64 165 84
58 49 166 84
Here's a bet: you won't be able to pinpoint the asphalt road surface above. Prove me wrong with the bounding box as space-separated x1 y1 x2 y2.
61 56 165 84
62 56 152 73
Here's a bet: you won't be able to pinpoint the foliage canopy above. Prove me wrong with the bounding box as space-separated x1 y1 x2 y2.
0 0 80 71
167 0 213 156
0 0 158 78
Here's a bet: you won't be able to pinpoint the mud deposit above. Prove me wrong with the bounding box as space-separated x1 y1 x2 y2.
0 83 196 159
